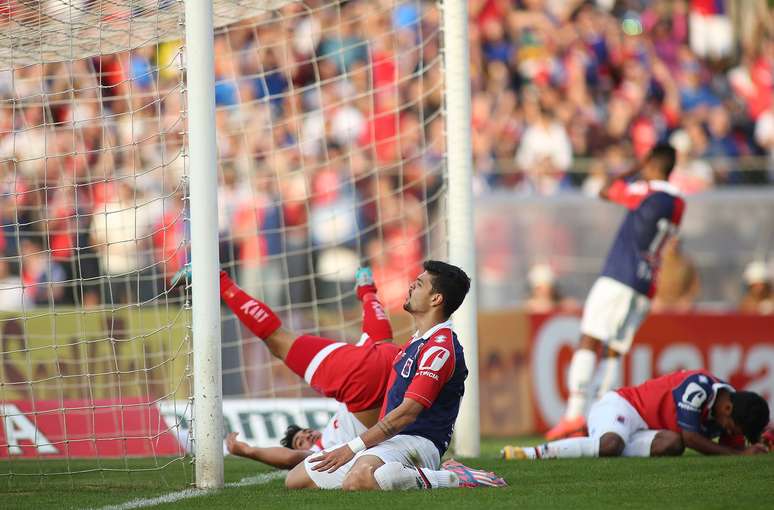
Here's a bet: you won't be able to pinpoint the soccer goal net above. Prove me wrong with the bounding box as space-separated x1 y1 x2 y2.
0 0 476 489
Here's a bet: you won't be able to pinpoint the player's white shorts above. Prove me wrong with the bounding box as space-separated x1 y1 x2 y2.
588 391 648 441
580 276 650 354
302 434 439 490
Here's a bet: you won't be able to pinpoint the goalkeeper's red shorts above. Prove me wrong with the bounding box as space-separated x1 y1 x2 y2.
285 335 400 413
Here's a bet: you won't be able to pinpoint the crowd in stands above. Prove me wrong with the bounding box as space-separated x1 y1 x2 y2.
0 0 771 311
469 0 774 194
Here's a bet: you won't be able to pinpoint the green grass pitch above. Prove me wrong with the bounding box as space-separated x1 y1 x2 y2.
2 438 774 509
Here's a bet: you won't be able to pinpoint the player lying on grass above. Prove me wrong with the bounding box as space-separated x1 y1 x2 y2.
502 369 770 460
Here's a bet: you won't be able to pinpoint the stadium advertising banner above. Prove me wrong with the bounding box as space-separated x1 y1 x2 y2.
0 398 183 458
0 398 338 457
528 312 774 432
0 309 191 402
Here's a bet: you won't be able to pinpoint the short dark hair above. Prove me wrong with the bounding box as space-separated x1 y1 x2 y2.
647 143 677 178
731 391 770 443
423 260 471 318
280 424 302 449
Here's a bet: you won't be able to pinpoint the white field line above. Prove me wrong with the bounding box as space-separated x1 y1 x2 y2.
89 470 285 510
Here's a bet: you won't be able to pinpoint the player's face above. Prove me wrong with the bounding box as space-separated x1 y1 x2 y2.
642 159 664 181
712 392 743 436
403 271 437 314
291 428 321 450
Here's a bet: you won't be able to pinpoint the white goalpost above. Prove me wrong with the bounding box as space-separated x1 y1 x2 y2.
442 0 479 459
0 0 477 489
183 1 224 489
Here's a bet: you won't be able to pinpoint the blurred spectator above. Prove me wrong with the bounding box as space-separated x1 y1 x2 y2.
0 259 23 311
704 106 741 182
515 102 572 194
524 263 580 313
688 0 733 60
728 37 773 121
755 102 774 182
668 128 714 194
676 48 720 114
231 171 284 307
651 237 700 312
89 180 154 304
151 189 188 293
20 237 66 306
739 261 773 314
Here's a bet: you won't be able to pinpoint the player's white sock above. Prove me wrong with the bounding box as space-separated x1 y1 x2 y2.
593 355 622 399
373 462 459 490
540 437 599 459
621 430 658 457
565 348 597 419
420 467 458 488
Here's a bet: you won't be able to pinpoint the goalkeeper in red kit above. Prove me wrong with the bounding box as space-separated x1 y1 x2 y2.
173 266 399 431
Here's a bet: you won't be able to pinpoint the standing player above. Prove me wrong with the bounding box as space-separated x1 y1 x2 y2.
284 261 505 490
502 369 770 459
547 144 685 440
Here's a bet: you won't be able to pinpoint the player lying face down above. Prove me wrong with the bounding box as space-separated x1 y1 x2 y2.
503 369 771 460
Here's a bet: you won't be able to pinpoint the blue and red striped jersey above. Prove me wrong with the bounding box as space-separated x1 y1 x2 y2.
380 320 467 456
601 179 685 297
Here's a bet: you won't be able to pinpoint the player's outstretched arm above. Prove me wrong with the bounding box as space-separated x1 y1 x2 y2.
226 432 312 469
681 430 768 456
599 164 641 201
309 398 424 473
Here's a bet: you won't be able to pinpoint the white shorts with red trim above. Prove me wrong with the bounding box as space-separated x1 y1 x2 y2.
580 277 650 354
587 391 648 442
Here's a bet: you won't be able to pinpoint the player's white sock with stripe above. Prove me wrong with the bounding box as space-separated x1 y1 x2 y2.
593 356 622 398
373 462 459 490
565 348 597 419
540 438 599 459
621 430 658 457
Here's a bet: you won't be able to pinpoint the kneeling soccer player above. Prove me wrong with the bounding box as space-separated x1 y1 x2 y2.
502 369 770 459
